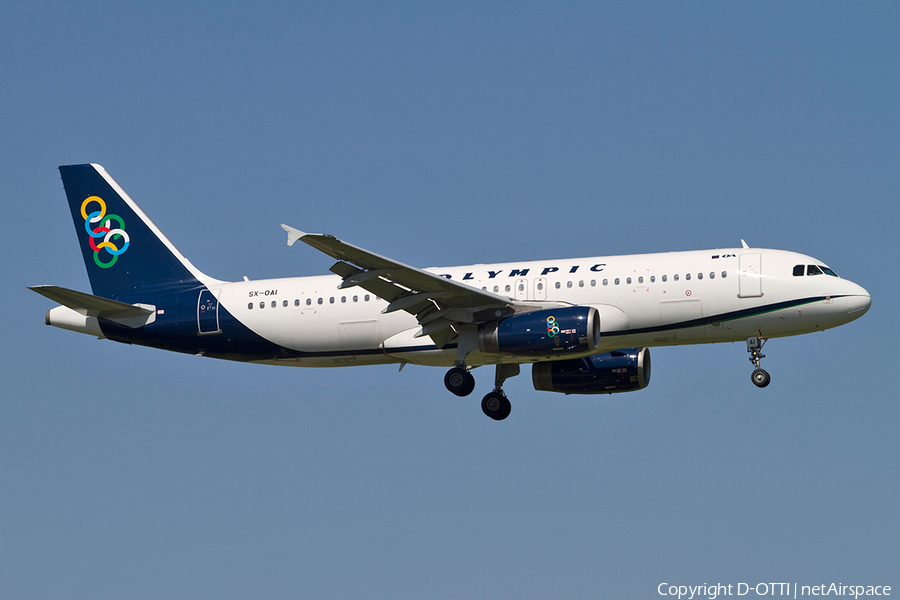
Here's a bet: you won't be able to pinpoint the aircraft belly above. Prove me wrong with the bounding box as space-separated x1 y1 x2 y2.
254 314 343 353
382 327 452 366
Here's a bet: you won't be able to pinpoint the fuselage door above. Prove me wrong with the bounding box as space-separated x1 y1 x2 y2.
198 289 221 334
339 320 383 362
660 299 706 341
515 278 529 300
534 277 548 300
738 254 763 298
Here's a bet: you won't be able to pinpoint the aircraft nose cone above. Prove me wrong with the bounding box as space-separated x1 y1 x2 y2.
847 291 871 316
845 282 871 318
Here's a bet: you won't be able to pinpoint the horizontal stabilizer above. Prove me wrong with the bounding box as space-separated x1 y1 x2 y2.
29 285 155 320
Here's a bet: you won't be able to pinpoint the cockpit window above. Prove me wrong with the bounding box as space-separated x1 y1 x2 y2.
795 264 839 277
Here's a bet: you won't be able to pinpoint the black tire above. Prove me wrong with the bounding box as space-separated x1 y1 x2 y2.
751 368 771 388
481 392 511 421
445 367 476 396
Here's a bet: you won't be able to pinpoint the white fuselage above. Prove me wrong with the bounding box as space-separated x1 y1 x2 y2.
214 247 870 368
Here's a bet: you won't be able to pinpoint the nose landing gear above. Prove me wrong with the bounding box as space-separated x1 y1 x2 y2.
747 336 771 388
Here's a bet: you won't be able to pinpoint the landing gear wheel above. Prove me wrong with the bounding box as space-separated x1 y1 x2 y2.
746 337 771 389
445 367 476 397
751 368 771 388
481 391 511 421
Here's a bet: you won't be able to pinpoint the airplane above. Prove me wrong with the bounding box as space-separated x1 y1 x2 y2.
31 164 871 420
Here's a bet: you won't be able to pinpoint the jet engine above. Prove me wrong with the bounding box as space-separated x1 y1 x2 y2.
479 306 600 356
532 347 651 394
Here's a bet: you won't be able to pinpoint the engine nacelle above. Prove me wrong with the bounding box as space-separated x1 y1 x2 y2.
532 347 651 394
478 306 600 356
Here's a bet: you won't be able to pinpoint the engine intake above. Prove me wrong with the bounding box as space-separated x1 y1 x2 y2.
479 306 600 356
532 347 651 394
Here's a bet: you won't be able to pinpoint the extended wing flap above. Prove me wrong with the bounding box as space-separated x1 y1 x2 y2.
280 225 525 349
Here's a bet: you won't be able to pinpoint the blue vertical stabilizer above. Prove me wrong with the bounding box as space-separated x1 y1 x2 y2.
59 164 213 299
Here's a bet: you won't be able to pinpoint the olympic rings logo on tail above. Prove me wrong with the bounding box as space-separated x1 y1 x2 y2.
81 196 130 269
546 315 560 337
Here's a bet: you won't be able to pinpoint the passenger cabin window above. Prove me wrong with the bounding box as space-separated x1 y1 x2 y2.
793 265 805 277
807 265 823 276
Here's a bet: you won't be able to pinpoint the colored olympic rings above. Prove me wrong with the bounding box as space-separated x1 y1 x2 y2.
80 196 106 221
80 196 129 268
546 315 560 337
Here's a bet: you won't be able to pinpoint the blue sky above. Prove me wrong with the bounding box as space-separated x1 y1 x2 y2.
2 2 898 598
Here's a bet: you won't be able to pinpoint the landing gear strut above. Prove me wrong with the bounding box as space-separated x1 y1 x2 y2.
444 364 476 397
747 336 771 388
480 364 519 421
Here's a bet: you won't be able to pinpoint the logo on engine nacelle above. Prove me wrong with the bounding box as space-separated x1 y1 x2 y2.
546 316 560 337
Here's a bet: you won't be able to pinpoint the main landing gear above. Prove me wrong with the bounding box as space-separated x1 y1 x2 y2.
480 364 518 421
443 363 519 421
747 336 771 388
444 365 476 397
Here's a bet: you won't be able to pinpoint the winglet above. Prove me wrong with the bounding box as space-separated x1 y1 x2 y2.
280 224 306 247
741 239 750 249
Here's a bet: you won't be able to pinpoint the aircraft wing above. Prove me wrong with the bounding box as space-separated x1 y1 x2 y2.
281 225 521 347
